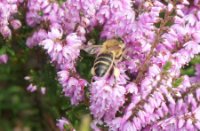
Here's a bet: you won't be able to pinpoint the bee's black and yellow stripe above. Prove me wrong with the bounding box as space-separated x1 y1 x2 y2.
93 53 113 77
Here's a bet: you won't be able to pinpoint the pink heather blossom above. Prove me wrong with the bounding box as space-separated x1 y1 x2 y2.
20 0 200 130
24 76 31 81
24 76 46 94
26 0 49 27
90 78 126 121
57 70 87 105
26 29 47 48
0 54 8 64
26 84 37 93
152 107 200 130
56 117 69 131
10 19 21 30
40 87 46 95
56 117 76 131
39 30 83 69
0 0 22 38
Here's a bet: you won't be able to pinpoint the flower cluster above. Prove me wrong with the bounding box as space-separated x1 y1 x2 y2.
56 117 76 131
24 76 46 95
1 0 200 130
0 0 23 38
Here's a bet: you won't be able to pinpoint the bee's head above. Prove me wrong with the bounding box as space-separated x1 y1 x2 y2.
115 37 124 43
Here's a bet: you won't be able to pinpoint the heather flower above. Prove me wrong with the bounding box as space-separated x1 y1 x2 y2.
152 107 200 130
10 19 22 30
101 0 135 39
57 70 87 105
26 83 37 93
24 76 31 81
0 0 22 38
25 76 47 94
90 73 127 121
22 0 200 130
39 30 83 69
0 54 8 64
26 0 49 27
26 29 48 48
0 26 12 38
56 117 76 131
40 87 46 95
56 117 69 131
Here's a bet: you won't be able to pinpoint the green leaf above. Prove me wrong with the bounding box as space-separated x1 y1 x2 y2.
191 55 200 64
159 10 165 19
181 66 195 76
172 77 184 88
76 50 95 81
154 21 161 28
38 11 44 16
163 61 172 71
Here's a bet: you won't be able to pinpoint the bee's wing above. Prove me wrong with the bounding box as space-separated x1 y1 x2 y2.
82 45 102 55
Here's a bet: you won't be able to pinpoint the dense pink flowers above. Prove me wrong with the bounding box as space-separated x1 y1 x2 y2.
1 0 200 130
0 0 23 38
90 77 126 121
57 70 87 105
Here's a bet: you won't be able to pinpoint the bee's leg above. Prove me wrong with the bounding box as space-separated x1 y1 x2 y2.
87 39 96 45
113 67 120 79
91 67 95 76
123 56 131 61
90 67 96 83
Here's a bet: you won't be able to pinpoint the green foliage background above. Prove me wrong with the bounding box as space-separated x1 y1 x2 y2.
0 26 90 130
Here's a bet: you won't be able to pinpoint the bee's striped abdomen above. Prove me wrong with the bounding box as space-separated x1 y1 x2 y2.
93 53 113 77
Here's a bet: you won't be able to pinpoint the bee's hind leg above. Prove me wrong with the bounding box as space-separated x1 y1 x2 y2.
90 67 96 83
91 67 95 76
113 67 120 79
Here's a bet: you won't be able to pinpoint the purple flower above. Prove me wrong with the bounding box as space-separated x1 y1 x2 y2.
40 87 46 95
0 54 8 64
10 19 21 30
0 0 22 38
90 76 126 121
56 117 76 131
58 70 87 105
23 0 200 130
56 117 69 131
39 31 83 70
26 29 47 48
26 84 37 93
0 26 12 38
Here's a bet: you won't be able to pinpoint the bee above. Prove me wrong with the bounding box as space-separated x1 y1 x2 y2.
83 39 125 78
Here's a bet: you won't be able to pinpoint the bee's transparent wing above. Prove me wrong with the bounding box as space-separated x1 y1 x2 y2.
82 45 102 55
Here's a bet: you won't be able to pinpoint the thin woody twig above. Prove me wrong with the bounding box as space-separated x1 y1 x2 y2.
134 3 175 84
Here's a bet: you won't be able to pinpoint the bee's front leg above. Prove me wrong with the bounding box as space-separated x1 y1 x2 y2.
87 39 96 45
